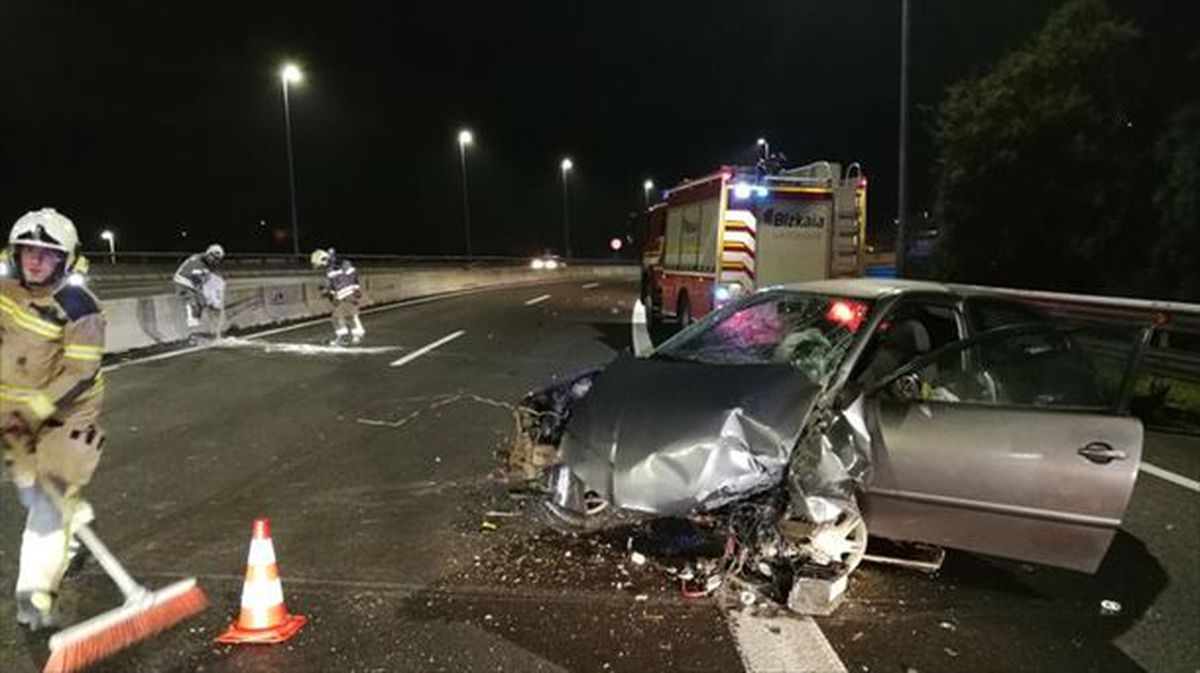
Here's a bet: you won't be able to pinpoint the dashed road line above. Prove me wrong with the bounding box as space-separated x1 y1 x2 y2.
1140 461 1200 493
389 330 465 367
581 282 600 289
524 294 552 306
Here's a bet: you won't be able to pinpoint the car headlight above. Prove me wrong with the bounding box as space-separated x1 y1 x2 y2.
531 259 546 270
545 259 559 270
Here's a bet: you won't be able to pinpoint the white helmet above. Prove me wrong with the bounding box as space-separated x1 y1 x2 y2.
204 243 225 262
310 248 331 268
8 208 80 282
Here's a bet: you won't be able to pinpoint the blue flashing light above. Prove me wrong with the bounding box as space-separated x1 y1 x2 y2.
754 186 769 198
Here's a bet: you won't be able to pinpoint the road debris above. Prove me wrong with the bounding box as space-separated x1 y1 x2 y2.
1100 599 1122 616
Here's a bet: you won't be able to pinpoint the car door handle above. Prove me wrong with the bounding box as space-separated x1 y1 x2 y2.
1078 442 1127 464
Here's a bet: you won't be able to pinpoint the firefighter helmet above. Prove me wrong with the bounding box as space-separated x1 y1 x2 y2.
310 248 332 269
8 208 80 284
204 243 225 264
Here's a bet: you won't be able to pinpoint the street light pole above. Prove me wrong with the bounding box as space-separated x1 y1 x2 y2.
280 63 304 258
896 0 910 277
457 129 474 260
100 230 115 264
560 158 573 258
643 179 654 207
756 137 769 160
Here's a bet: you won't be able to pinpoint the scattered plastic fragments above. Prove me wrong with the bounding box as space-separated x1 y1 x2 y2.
630 551 647 566
1100 599 1122 616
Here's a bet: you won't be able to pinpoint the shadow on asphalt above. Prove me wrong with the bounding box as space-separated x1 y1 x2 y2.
822 530 1166 671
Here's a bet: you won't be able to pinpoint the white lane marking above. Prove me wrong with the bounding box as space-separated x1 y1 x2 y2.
1140 461 1200 493
524 294 552 306
581 282 600 289
103 345 209 372
389 331 465 367
728 610 847 673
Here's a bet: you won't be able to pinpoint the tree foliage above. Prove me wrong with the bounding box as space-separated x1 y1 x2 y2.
930 0 1147 293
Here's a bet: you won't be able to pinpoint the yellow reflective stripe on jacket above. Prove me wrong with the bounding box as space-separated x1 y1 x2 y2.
64 344 105 361
78 373 106 401
0 295 64 339
0 385 56 419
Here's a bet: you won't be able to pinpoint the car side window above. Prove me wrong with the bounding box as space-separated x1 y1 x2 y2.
966 297 1047 332
886 326 1139 412
854 300 964 386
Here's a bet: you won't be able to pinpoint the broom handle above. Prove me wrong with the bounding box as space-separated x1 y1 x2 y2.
36 479 147 600
72 523 148 601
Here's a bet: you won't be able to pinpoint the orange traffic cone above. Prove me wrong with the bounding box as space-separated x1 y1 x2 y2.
217 518 307 644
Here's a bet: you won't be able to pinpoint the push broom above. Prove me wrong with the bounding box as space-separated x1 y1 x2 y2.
39 482 208 673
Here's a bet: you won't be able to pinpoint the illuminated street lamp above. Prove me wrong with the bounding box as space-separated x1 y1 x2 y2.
280 62 304 257
756 137 769 159
457 129 474 259
642 178 654 206
100 230 115 264
560 158 574 258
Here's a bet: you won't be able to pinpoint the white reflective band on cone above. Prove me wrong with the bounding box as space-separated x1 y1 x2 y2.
241 577 285 608
247 538 277 567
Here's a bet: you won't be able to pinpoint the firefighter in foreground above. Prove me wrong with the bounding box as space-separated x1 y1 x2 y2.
311 248 365 345
1 208 106 629
173 243 225 337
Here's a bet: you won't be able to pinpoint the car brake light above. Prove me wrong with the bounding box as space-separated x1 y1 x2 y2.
826 299 867 332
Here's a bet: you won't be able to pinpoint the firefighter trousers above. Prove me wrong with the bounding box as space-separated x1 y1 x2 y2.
331 298 364 340
2 408 104 596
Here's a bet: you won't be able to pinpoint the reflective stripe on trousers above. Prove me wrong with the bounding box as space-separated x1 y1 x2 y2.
14 485 93 595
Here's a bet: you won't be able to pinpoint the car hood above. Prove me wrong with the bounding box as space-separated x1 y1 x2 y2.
559 355 823 515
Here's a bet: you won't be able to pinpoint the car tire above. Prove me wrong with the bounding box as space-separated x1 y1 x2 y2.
533 493 617 534
677 293 692 328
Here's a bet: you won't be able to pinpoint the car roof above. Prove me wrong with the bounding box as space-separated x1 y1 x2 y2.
773 278 991 300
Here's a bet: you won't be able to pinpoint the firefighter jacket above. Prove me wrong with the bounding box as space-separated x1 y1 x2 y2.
0 277 105 427
324 257 362 302
173 253 213 291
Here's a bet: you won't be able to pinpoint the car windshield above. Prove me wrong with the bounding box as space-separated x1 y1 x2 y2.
653 290 872 382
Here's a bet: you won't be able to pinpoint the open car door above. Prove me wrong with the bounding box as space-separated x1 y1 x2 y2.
860 324 1146 573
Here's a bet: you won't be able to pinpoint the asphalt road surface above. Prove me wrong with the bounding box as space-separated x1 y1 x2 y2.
1 278 1196 672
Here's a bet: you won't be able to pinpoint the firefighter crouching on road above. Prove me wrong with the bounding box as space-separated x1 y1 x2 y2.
0 208 106 630
311 248 365 346
173 243 225 337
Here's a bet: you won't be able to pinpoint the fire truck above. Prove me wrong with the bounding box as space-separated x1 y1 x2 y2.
642 161 873 325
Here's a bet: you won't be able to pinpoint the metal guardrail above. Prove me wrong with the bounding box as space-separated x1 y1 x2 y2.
79 251 634 278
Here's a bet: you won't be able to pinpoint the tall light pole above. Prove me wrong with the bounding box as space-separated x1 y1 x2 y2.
457 129 474 260
896 0 910 277
642 179 654 207
560 158 574 258
100 230 115 264
756 137 769 160
280 62 304 258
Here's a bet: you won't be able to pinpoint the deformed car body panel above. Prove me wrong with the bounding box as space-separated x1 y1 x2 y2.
558 355 823 514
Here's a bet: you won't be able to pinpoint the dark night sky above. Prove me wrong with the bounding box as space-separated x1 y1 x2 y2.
0 0 1168 257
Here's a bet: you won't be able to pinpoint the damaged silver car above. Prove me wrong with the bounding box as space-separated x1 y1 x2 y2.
521 279 1148 599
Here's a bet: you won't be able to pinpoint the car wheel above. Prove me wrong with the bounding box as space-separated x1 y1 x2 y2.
677 294 692 327
533 490 616 534
809 511 869 573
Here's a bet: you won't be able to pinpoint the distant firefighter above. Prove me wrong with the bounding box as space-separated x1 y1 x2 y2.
173 244 225 338
311 248 364 346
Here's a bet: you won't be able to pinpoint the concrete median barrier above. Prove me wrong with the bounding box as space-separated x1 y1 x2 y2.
101 265 637 354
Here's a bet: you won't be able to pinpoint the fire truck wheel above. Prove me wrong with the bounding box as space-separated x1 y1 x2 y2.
677 293 692 327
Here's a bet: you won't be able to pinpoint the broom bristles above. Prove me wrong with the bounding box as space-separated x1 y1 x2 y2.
43 580 207 673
